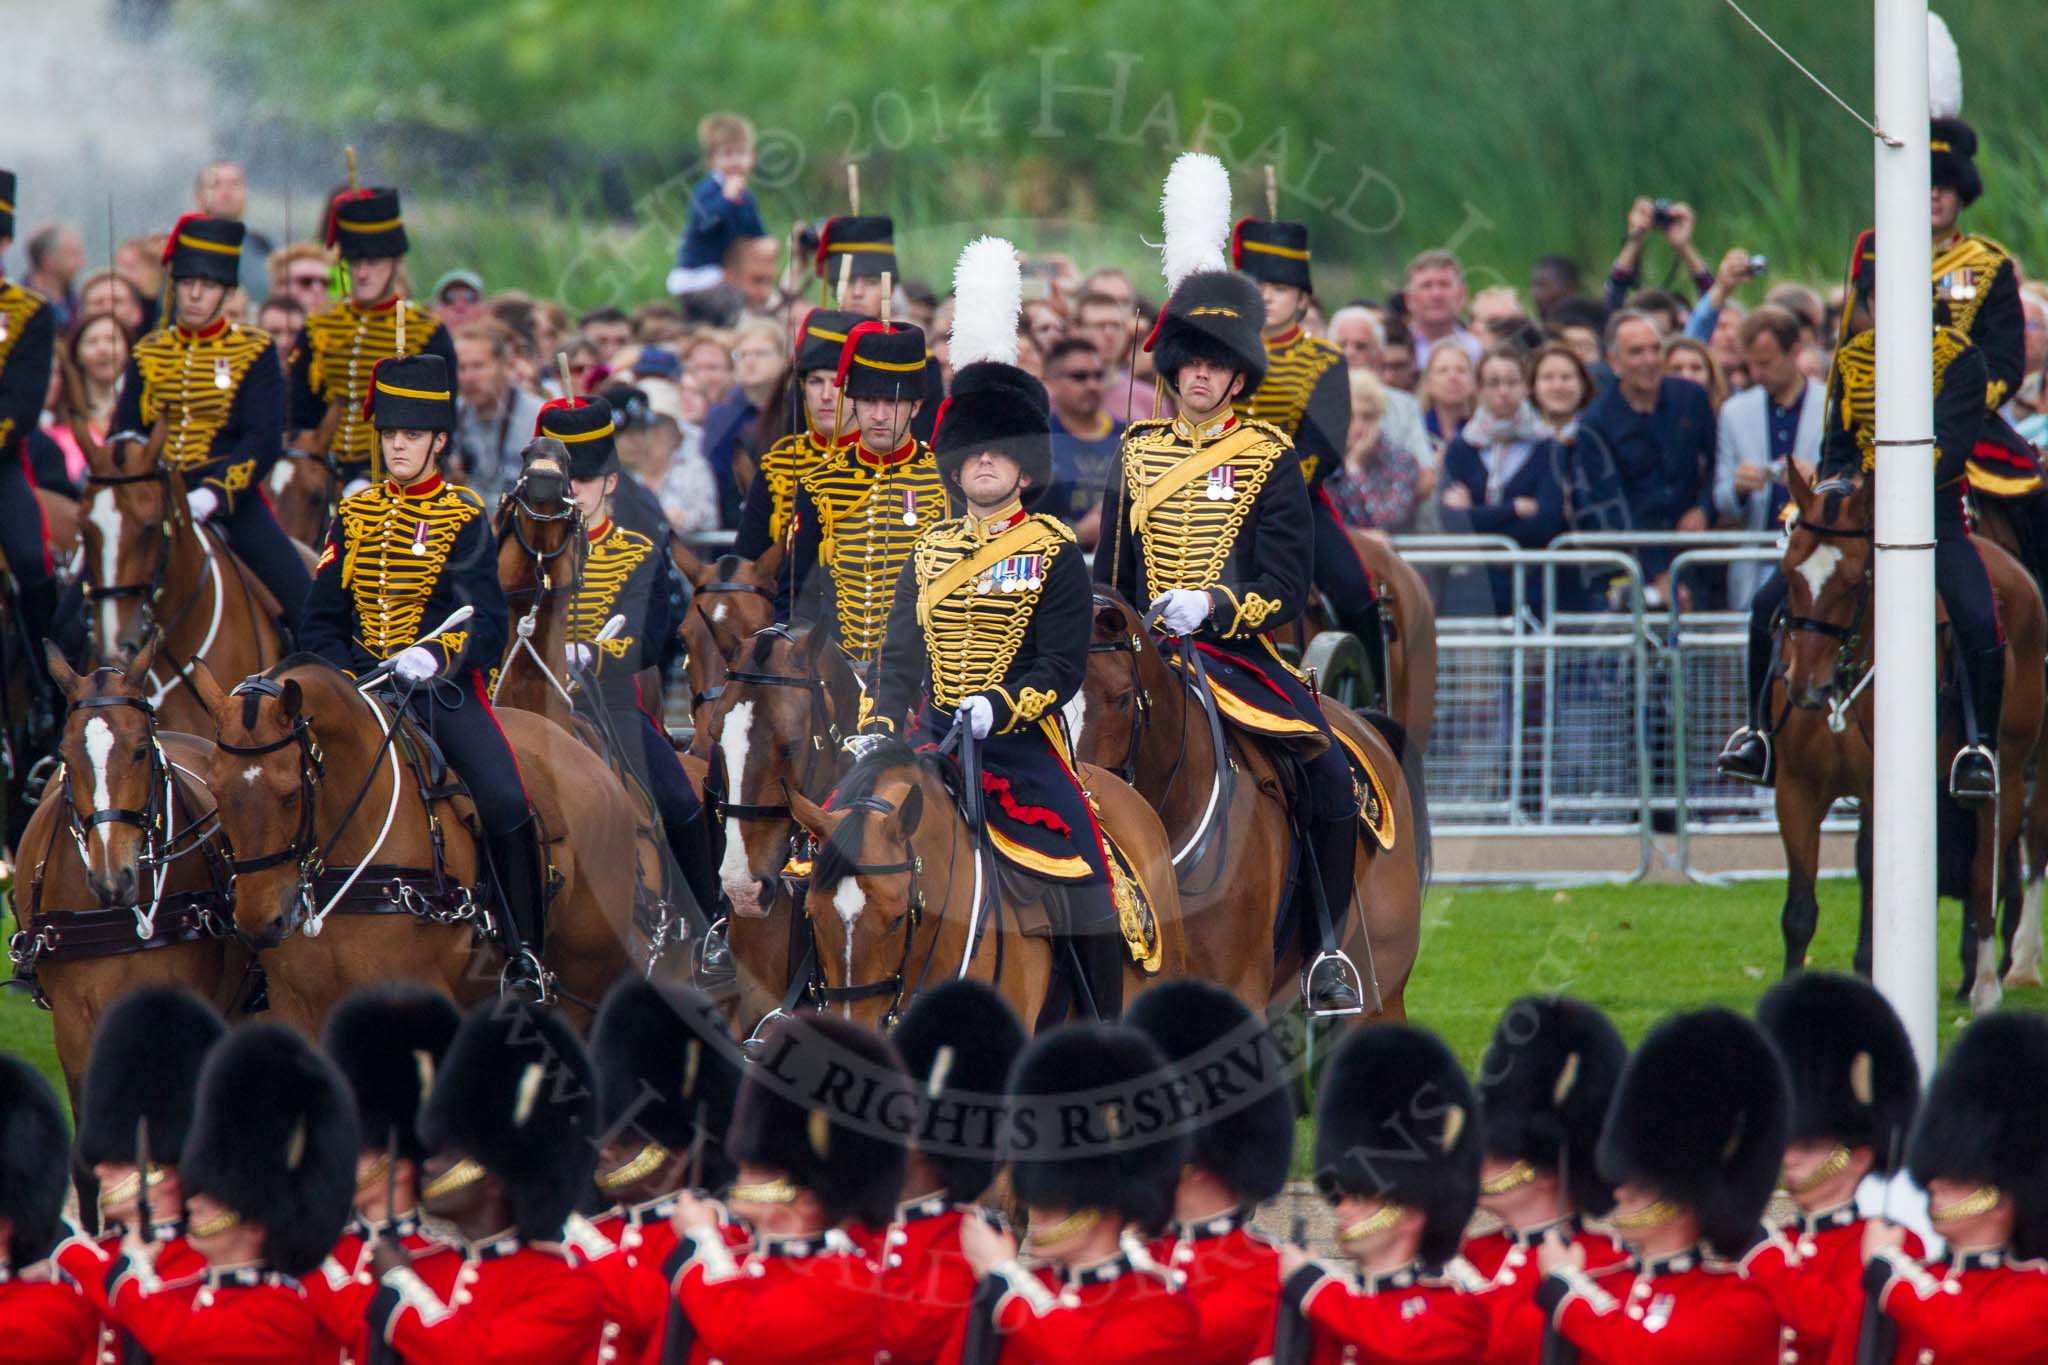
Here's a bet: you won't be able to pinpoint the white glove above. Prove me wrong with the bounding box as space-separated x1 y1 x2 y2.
343 478 372 499
392 646 440 683
842 732 891 760
568 642 594 671
187 487 221 522
956 696 995 740
1151 589 1213 635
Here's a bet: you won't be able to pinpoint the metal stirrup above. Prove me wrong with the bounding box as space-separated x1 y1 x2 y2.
1303 950 1367 1018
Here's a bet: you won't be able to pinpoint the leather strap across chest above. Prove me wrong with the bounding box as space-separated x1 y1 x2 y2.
1129 424 1267 533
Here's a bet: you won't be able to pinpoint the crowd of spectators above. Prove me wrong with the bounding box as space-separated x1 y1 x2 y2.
21 126 2048 623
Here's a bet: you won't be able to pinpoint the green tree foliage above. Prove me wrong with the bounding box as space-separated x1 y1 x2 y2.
198 0 2048 307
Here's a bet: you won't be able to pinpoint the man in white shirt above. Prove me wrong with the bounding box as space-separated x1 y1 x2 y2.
1712 306 1822 606
1402 249 1484 370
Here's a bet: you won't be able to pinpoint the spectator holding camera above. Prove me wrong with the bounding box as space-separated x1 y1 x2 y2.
1605 197 1714 314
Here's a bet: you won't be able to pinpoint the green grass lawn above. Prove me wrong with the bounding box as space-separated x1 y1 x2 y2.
7 879 2042 1122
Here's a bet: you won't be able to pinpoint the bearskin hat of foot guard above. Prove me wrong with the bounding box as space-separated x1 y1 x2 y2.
1126 978 1296 1206
1476 996 1629 1217
1149 270 1268 396
1005 1022 1188 1235
729 1012 909 1227
0 1055 71 1266
1314 1024 1480 1267
77 986 225 1168
1908 1010 2048 1259
1597 1007 1790 1253
591 978 744 1193
1930 118 1983 207
891 980 1027 1203
180 1023 360 1277
321 984 463 1164
419 999 599 1242
1756 973 1919 1173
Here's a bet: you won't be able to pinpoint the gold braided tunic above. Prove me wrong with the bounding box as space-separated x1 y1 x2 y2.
786 438 948 665
1238 325 1349 486
289 298 449 477
113 320 282 507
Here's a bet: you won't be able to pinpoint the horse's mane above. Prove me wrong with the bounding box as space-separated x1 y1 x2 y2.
810 739 961 890
235 652 361 730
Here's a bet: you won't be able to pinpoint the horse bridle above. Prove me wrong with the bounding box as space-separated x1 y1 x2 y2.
500 471 585 605
807 793 928 1028
1084 594 1155 786
716 626 848 822
60 684 223 898
214 680 327 881
80 446 184 646
1779 517 1874 703
687 577 779 713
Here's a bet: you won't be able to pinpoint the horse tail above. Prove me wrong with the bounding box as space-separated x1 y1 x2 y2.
1359 708 1431 891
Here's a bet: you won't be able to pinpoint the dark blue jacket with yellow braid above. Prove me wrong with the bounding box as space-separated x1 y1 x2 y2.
1817 325 1987 526
112 319 283 511
569 515 669 713
300 472 509 681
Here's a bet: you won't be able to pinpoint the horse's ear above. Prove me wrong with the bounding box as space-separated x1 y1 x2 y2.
1785 457 1815 519
671 538 711 588
125 634 160 690
278 679 304 719
895 781 923 837
43 641 81 701
144 414 170 465
187 657 230 719
1093 600 1125 641
790 790 835 837
69 417 101 465
1850 474 1875 523
752 540 786 583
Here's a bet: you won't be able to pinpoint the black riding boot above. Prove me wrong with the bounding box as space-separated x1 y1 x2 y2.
1717 593 1778 786
1950 645 2004 805
1304 814 1364 1014
665 809 734 987
1361 613 1390 711
1065 884 1124 1019
486 816 549 991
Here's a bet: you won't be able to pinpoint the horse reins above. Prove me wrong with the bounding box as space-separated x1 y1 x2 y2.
1778 517 1875 732
716 626 848 822
806 792 929 1028
686 577 778 714
495 471 586 709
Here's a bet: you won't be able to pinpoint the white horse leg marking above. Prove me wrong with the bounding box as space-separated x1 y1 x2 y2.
89 489 123 650
84 717 116 861
832 878 865 1017
717 701 756 905
1794 543 1842 600
2008 876 2046 987
1970 933 2004 1014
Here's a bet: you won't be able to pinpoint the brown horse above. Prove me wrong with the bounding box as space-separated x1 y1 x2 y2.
78 427 284 735
672 540 783 736
1073 591 1425 1019
787 738 1187 1032
1964 494 2048 984
699 623 864 1030
491 452 588 725
1771 467 2045 1010
1273 529 1437 755
16 641 250 1101
36 487 78 562
186 653 643 1033
264 450 337 549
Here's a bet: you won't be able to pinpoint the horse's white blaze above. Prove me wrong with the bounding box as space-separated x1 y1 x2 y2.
711 602 729 625
1970 934 2004 1014
83 717 116 858
833 877 865 1012
1062 689 1087 745
89 488 123 648
717 701 755 896
1795 543 1842 600
267 461 297 495
2009 877 2046 986
242 765 263 785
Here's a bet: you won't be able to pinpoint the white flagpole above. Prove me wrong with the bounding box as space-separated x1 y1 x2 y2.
1871 0 1939 1077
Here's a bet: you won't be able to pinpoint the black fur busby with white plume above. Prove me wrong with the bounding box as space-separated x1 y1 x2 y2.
1147 152 1266 394
934 236 1052 491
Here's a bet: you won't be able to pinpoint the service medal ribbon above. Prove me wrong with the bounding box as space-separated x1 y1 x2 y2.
214 357 232 390
902 490 918 527
410 518 430 555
